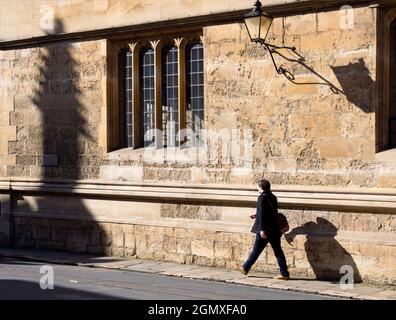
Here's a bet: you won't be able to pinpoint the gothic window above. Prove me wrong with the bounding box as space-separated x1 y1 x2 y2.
109 34 204 151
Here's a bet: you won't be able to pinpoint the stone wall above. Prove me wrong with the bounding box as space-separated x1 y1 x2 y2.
1 3 396 287
11 197 396 285
203 6 395 188
98 6 396 188
2 5 395 188
1 40 106 180
2 181 393 286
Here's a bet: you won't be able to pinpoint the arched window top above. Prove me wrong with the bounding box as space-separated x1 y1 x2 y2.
385 8 396 27
187 41 203 47
140 47 154 57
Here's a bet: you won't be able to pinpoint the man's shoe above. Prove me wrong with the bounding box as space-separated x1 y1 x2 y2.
236 264 248 275
273 275 290 280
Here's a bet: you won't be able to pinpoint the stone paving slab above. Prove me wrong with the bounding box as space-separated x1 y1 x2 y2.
207 271 247 282
347 287 384 295
371 290 396 299
197 271 236 281
123 261 177 273
231 278 287 289
0 248 73 261
90 260 146 269
317 289 361 299
0 248 123 266
1 248 395 300
172 269 224 280
158 265 207 277
54 256 126 267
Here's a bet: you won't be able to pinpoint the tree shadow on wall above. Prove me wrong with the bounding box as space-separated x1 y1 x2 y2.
10 19 108 256
268 45 374 113
31 19 92 180
284 217 362 284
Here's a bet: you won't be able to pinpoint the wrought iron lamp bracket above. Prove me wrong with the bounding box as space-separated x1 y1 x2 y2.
255 40 296 75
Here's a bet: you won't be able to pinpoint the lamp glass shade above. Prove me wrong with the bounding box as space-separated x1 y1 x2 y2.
244 13 273 43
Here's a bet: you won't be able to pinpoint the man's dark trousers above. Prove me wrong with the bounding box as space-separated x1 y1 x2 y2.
243 234 289 276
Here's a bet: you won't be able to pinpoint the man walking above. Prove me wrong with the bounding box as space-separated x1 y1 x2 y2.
238 179 290 280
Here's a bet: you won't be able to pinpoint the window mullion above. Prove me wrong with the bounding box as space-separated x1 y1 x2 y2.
175 37 187 147
151 40 163 149
109 43 121 151
129 42 140 149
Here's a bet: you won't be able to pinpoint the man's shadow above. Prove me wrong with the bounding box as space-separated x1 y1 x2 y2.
285 217 362 283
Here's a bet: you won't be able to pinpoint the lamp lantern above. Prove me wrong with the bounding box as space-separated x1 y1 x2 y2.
243 0 273 44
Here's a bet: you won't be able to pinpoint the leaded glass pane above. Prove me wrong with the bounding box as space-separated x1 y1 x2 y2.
123 50 133 148
140 48 155 147
162 46 179 148
186 43 204 147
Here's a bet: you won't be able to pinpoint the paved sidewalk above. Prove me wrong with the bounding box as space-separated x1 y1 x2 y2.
1 248 395 300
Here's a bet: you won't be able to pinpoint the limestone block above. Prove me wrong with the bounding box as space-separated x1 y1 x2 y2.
100 228 112 246
248 61 275 81
162 236 176 254
377 215 396 233
0 126 16 141
100 166 143 182
174 228 189 238
219 43 246 58
110 231 124 248
214 242 233 260
161 204 221 221
230 167 254 185
377 176 396 188
111 246 126 258
0 111 10 127
143 167 191 182
0 96 14 112
317 10 343 32
135 237 152 259
190 229 206 241
176 237 191 254
147 234 163 252
316 138 361 158
191 167 206 184
288 113 340 138
204 24 241 44
286 77 318 95
191 239 214 258
339 212 379 232
0 155 16 166
339 29 374 52
233 243 251 262
285 13 317 35
268 158 297 173
221 207 252 225
165 253 186 264
301 32 337 56
124 231 135 247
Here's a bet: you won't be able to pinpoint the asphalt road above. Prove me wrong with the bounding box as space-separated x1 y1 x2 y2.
0 258 335 300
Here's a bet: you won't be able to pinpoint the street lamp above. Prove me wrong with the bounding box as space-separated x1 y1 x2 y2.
243 0 295 75
243 0 273 44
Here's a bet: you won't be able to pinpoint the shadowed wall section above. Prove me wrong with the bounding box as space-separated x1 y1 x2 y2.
4 20 109 255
